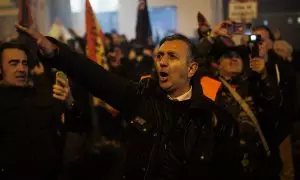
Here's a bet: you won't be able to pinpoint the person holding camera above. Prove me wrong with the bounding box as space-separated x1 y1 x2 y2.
252 26 296 139
253 26 297 180
196 21 284 179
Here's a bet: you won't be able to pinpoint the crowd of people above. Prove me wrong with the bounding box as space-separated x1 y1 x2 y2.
0 19 299 180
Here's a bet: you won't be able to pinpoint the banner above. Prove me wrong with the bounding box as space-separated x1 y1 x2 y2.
85 0 118 116
18 0 33 27
136 0 152 46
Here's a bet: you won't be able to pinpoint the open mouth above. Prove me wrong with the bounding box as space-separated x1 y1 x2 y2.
159 72 168 77
159 72 169 82
16 75 26 81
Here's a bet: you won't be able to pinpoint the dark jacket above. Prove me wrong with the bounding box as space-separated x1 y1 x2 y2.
198 69 283 177
265 50 297 143
0 75 64 180
42 38 241 180
197 37 296 144
196 38 286 178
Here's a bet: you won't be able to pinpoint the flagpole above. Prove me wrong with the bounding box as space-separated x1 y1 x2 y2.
17 0 38 67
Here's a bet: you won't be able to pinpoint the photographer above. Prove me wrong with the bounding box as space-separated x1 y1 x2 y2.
198 47 283 179
253 26 297 180
252 26 296 140
196 22 283 179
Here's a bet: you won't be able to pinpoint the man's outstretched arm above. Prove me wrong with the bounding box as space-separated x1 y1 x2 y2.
16 23 138 112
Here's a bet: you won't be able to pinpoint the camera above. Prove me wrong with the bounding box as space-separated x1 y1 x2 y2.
227 23 245 34
247 34 263 58
248 34 262 43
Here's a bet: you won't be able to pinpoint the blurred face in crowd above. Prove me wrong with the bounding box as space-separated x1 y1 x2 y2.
143 48 153 57
219 51 243 79
108 47 123 68
273 45 289 60
253 28 273 57
104 37 111 47
128 49 136 60
0 48 29 87
273 41 293 61
112 34 120 45
155 40 198 98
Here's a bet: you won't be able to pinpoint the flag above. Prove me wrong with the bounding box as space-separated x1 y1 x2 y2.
18 0 33 28
85 0 118 116
136 0 152 46
17 0 38 67
85 0 108 69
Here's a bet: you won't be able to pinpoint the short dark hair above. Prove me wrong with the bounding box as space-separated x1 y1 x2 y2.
0 40 31 66
159 34 199 61
252 25 275 42
0 41 32 80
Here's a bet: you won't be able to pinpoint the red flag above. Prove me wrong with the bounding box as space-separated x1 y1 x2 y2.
85 0 118 116
85 0 106 66
18 0 33 28
17 0 38 67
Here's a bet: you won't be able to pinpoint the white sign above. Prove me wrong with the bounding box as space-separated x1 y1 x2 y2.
229 1 258 22
70 0 119 13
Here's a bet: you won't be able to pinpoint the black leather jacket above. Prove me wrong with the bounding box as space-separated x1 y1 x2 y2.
0 75 64 179
119 78 241 180
42 38 241 180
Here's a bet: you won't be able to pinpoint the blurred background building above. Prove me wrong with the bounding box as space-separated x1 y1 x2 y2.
0 0 299 49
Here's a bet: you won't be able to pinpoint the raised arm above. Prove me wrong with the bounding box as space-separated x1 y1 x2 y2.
15 24 138 112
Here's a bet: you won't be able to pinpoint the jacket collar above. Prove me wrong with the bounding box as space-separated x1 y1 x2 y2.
153 82 214 111
167 87 192 101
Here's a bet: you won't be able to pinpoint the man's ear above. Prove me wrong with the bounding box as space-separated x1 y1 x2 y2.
188 61 198 78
